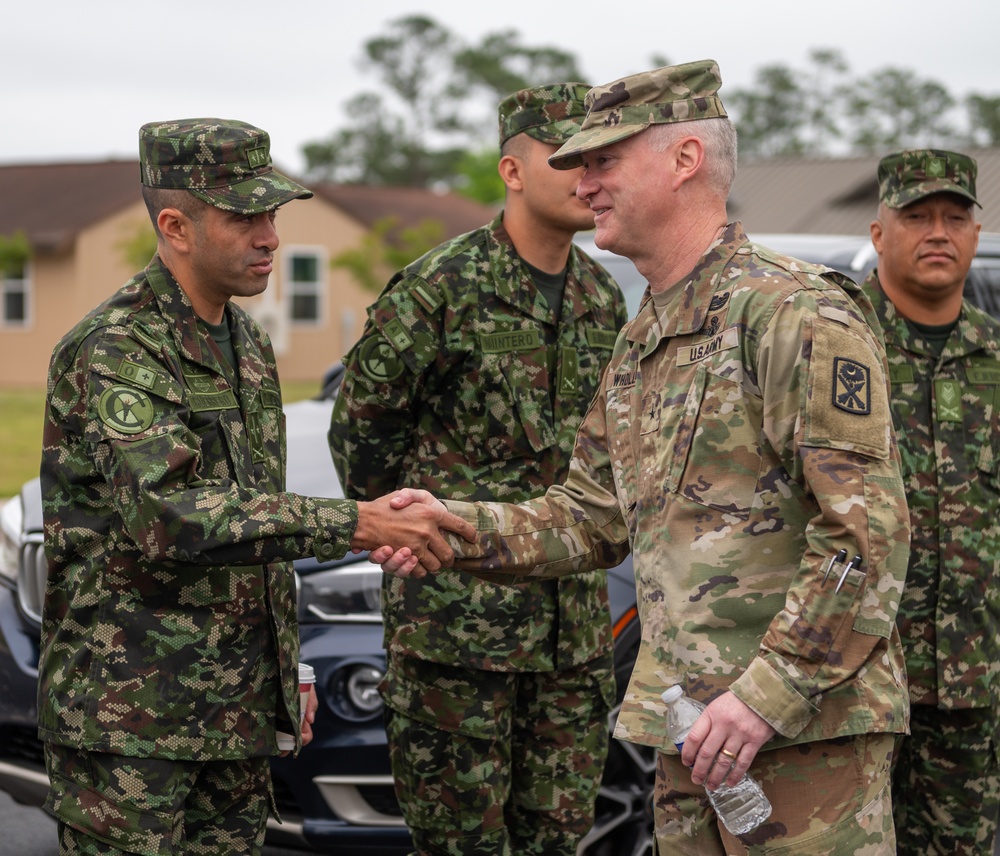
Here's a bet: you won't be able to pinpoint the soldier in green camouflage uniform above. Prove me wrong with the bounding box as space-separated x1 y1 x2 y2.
329 85 628 856
378 61 911 855
38 119 473 856
862 149 1000 856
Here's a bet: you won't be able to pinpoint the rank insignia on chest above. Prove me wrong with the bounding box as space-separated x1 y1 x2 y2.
934 379 964 423
832 357 871 415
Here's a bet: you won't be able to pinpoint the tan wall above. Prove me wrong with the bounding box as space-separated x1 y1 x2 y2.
0 200 150 389
238 198 375 385
0 197 379 390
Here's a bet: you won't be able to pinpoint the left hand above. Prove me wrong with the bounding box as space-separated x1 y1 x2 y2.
681 691 776 791
278 685 319 757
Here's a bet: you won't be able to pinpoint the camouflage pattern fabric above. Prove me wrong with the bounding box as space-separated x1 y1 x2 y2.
877 148 980 210
444 223 911 762
45 743 271 856
892 706 1000 856
862 270 1000 854
139 118 312 214
655 733 896 854
330 213 628 673
497 82 590 146
39 255 360 762
549 59 727 170
381 655 615 856
329 212 627 854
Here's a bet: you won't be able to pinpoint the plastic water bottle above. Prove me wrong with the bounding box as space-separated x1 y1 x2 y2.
661 685 771 835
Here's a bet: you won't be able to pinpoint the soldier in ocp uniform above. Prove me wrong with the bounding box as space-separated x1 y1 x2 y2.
862 149 1000 855
379 60 911 855
38 119 473 856
329 84 628 855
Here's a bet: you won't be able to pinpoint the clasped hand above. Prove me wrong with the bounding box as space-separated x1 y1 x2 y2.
353 489 473 578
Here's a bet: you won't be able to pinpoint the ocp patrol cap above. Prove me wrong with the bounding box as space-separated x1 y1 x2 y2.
139 118 313 214
549 59 727 169
498 83 591 147
878 148 980 209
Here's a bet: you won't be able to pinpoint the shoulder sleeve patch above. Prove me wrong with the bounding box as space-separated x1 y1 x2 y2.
803 319 890 460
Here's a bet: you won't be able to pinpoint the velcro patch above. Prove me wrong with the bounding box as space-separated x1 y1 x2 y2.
676 327 739 366
412 283 442 314
832 358 871 415
586 327 618 350
804 319 889 460
383 318 414 353
360 335 406 383
98 385 155 435
480 329 541 353
935 379 964 423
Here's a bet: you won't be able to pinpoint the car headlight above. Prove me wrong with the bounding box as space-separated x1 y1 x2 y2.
298 563 383 623
0 496 23 584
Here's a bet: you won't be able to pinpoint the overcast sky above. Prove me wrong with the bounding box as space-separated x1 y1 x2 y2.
4 0 998 177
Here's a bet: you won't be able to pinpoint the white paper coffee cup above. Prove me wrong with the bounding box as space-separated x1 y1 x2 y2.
276 662 317 751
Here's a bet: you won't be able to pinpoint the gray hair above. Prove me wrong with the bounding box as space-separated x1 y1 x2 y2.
645 117 738 197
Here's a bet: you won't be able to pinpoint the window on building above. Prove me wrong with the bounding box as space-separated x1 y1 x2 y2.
1 261 28 327
287 249 325 325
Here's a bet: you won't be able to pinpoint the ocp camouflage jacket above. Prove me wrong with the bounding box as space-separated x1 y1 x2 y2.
863 269 1000 710
446 223 912 751
38 255 357 760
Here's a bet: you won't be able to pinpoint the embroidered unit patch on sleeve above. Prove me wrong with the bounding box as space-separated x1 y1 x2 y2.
360 335 406 383
832 357 871 415
98 385 155 434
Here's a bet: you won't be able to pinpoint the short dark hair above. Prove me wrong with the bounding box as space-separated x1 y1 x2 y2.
141 186 205 238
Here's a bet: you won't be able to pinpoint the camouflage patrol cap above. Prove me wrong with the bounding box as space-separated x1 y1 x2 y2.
139 118 313 214
498 83 590 147
549 60 727 169
878 148 980 209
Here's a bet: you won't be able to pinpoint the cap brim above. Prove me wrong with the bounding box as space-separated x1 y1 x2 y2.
191 169 313 214
548 123 650 170
523 117 586 146
888 181 981 210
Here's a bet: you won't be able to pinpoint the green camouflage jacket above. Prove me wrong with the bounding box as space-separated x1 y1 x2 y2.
445 223 911 750
863 269 1000 710
330 213 628 671
38 255 358 761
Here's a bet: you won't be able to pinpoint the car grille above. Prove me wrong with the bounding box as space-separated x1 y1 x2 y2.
17 531 46 627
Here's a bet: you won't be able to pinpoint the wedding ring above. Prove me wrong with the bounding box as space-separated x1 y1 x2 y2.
719 748 738 760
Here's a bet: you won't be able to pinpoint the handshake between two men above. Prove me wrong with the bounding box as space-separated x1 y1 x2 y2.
353 489 473 578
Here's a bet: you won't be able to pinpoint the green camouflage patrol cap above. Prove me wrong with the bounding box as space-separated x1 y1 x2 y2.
549 60 727 169
498 83 591 147
139 118 313 214
878 148 980 209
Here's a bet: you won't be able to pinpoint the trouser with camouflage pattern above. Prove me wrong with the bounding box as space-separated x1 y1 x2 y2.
43 742 271 856
654 732 896 855
892 704 1000 856
381 653 615 856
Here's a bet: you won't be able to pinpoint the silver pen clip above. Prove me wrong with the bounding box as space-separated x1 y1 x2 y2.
835 554 863 593
822 549 848 586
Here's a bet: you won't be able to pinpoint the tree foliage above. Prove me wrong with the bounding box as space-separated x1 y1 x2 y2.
0 230 30 276
330 216 446 293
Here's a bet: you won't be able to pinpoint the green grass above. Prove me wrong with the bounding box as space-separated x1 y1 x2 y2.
0 381 321 500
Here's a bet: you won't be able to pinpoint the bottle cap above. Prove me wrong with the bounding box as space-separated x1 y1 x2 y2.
299 662 315 684
661 685 683 704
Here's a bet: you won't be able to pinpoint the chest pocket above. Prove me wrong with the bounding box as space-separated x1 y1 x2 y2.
664 363 763 518
468 342 557 463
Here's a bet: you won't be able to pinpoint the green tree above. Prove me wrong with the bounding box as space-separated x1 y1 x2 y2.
966 93 1000 146
0 231 30 276
331 216 446 293
117 220 158 271
728 64 808 158
844 67 957 153
453 148 505 205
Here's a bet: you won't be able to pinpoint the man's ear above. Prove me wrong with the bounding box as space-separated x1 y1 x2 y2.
498 154 524 193
671 136 705 192
157 208 192 254
870 218 884 255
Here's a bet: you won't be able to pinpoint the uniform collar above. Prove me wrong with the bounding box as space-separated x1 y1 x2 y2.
626 221 747 346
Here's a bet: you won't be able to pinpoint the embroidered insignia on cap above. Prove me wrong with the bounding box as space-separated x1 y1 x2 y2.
98 385 155 434
360 336 406 383
926 156 945 177
832 357 871 415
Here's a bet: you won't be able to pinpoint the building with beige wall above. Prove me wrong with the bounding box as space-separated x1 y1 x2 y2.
0 161 495 389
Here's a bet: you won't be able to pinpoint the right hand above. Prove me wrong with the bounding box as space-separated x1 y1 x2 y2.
353 489 474 578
